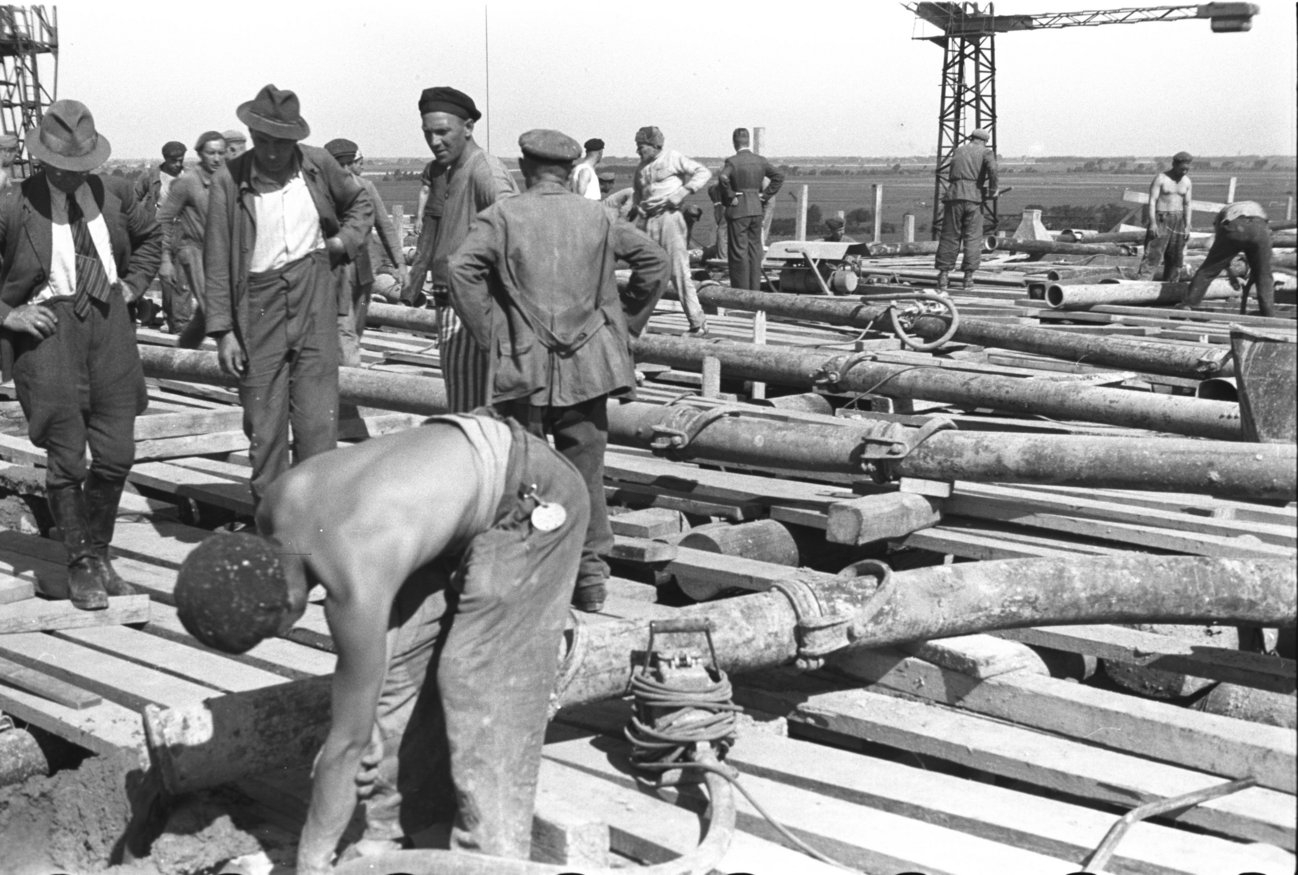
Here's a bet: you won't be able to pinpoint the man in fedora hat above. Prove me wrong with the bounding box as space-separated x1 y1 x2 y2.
204 84 372 510
0 99 162 610
934 127 998 291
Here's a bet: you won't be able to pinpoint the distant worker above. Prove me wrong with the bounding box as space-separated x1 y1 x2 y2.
324 138 407 366
1137 151 1193 281
403 158 447 306
411 85 517 411
822 216 855 243
570 137 604 199
0 133 19 192
597 168 617 199
174 412 589 870
134 139 186 222
451 129 670 613
0 100 161 609
157 130 225 337
718 127 783 290
1182 200 1274 317
631 125 711 334
934 128 998 291
204 84 372 509
222 129 248 161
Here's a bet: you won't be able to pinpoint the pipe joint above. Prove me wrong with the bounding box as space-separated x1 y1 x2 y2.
647 405 733 459
771 575 857 670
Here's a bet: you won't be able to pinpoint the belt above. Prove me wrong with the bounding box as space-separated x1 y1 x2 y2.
490 416 542 527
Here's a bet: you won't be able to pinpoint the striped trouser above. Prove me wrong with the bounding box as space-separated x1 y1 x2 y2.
438 306 490 412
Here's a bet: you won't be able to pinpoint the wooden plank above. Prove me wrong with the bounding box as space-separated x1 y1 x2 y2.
832 648 1296 795
0 574 35 604
0 594 150 634
899 634 1048 680
826 491 942 545
0 432 46 465
129 460 254 515
892 522 1096 560
0 653 102 709
608 507 688 538
530 789 610 869
0 683 147 760
604 535 677 564
998 625 1296 693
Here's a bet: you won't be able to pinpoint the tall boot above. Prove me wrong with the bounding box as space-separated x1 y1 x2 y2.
962 270 975 291
84 473 137 597
46 485 108 611
935 270 949 292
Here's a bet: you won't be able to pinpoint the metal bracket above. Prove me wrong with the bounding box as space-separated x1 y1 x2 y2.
648 405 733 459
811 351 878 390
852 414 958 481
770 576 852 670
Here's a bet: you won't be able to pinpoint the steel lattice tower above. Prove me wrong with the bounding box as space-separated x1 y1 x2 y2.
0 5 57 179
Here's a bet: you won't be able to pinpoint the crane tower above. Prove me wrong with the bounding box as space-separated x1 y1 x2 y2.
0 4 57 180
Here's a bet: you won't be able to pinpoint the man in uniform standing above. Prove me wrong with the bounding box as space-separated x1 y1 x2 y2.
1137 151 1194 281
718 127 783 291
934 128 998 291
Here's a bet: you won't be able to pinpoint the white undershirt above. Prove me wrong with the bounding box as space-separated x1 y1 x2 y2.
33 178 120 304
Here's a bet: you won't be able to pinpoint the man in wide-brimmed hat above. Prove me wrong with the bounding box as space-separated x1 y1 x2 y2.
203 84 372 510
0 99 162 610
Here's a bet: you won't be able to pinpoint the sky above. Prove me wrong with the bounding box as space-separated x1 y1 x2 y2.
41 0 1298 161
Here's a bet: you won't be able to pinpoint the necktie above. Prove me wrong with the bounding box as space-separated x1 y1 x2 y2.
66 196 112 317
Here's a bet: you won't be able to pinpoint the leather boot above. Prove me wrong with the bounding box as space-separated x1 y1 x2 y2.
84 473 137 597
962 270 975 291
935 270 949 292
47 485 108 611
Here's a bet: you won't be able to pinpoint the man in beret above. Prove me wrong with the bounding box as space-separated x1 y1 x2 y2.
451 129 669 615
323 138 406 365
1137 151 1194 281
570 136 604 199
156 130 225 336
718 127 784 291
934 128 998 291
405 85 517 412
0 100 161 609
204 84 372 510
222 129 247 161
822 216 854 243
631 125 711 334
0 132 19 192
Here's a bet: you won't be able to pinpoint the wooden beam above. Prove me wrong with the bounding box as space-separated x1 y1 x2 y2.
826 491 942 545
0 595 150 634
0 654 102 709
1123 189 1227 214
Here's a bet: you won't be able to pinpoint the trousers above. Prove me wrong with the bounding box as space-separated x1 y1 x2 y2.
935 200 984 272
726 213 764 290
166 245 200 335
640 209 705 330
1185 216 1274 317
363 422 588 859
336 260 372 368
1140 211 1188 280
437 303 491 413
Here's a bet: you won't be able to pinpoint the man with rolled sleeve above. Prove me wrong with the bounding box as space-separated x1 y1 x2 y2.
935 128 998 291
718 127 783 290
203 84 372 509
631 125 710 334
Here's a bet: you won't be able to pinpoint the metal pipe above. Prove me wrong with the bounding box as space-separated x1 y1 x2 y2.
1045 279 1235 309
992 237 1134 256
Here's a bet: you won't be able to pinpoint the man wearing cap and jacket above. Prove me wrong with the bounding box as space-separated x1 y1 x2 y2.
718 127 784 291
156 130 225 337
204 84 372 509
1137 151 1194 281
450 128 670 614
222 129 247 162
0 99 162 610
934 128 998 291
570 137 604 199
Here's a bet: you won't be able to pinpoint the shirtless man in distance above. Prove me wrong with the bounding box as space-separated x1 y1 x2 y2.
1138 151 1194 280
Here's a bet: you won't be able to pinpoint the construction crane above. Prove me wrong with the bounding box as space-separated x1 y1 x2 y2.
906 2 1259 237
0 4 57 180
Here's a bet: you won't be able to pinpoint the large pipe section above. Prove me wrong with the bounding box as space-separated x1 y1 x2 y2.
992 237 1135 256
1046 279 1237 309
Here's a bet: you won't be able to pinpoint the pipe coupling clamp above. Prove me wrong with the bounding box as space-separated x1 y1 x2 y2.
771 576 851 670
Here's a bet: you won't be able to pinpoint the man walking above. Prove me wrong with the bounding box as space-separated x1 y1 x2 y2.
631 125 710 334
203 84 372 508
1137 151 1194 281
0 100 161 609
718 127 783 290
934 128 998 291
1182 200 1274 317
157 130 225 336
450 129 669 613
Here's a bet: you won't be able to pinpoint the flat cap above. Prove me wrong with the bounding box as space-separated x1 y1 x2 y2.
162 140 186 158
825 217 845 230
418 86 481 121
519 129 581 163
583 137 605 152
635 125 664 148
324 137 359 163
1173 150 1193 164
597 169 616 182
0 133 18 149
969 128 990 141
222 129 247 144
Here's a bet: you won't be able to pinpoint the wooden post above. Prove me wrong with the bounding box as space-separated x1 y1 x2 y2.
872 184 883 243
752 126 766 156
750 311 767 401
391 204 405 242
701 355 722 398
1226 177 1237 204
903 213 915 243
1287 195 1295 223
795 185 808 241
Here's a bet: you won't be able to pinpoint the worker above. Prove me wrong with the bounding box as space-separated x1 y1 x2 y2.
203 84 372 509
570 137 604 199
1181 200 1274 317
718 127 783 291
0 100 161 609
157 130 225 337
596 168 617 199
1137 151 1193 281
934 128 998 291
173 411 589 871
0 133 19 192
822 216 855 243
409 85 517 411
631 126 710 334
222 129 248 161
450 128 670 613
132 139 186 327
323 138 406 366
403 158 447 307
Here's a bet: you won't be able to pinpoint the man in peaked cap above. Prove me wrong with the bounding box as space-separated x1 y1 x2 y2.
222 129 247 161
451 128 669 618
1137 151 1194 281
0 99 162 610
934 127 998 291
203 84 372 511
403 85 517 412
570 136 604 199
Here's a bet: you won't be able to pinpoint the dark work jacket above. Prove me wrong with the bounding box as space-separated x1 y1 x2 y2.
945 142 998 203
449 181 670 408
718 149 784 219
202 144 372 342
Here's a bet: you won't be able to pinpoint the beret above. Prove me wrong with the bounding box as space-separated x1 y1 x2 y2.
324 137 360 163
418 86 481 122
970 129 990 142
825 217 845 230
1173 151 1193 163
162 140 186 158
0 133 18 149
635 126 664 148
222 129 247 143
519 129 581 163
194 130 225 152
583 137 604 152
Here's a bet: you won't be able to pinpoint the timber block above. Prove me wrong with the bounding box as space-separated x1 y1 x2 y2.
899 634 1049 680
826 491 942 545
899 476 954 498
531 787 610 869
608 507 689 539
0 594 150 634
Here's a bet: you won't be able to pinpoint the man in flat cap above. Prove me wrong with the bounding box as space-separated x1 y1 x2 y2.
0 99 161 610
597 168 617 199
131 139 187 326
934 127 998 291
156 130 225 337
324 137 406 365
405 85 517 412
204 84 372 510
0 132 19 192
222 129 247 162
631 125 711 334
451 129 669 617
718 127 784 291
1137 151 1194 281
822 216 855 243
570 137 604 199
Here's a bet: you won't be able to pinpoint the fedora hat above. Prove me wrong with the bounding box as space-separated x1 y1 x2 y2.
236 84 310 141
25 99 111 172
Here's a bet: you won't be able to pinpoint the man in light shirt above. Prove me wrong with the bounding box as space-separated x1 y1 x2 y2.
569 137 604 199
203 84 372 509
630 125 710 334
